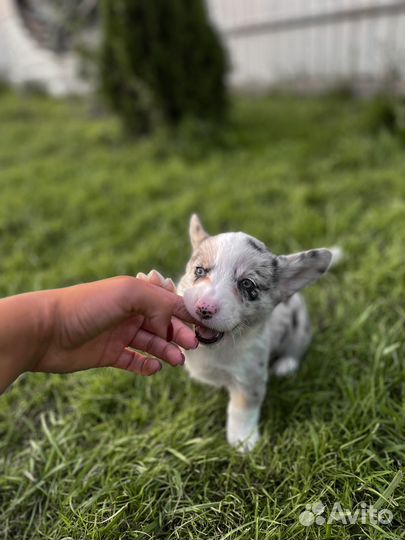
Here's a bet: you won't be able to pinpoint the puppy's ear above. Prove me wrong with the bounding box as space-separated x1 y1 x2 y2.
275 248 332 301
189 214 209 250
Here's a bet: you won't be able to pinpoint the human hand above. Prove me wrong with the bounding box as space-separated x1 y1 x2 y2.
34 276 199 377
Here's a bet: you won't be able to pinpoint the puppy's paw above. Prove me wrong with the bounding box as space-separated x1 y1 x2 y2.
136 269 176 293
227 426 260 453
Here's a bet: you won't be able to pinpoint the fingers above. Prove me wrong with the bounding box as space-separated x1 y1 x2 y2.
128 328 185 366
111 322 190 376
128 284 199 358
140 316 198 350
171 318 199 349
125 280 174 341
128 279 198 341
113 348 162 376
132 276 197 325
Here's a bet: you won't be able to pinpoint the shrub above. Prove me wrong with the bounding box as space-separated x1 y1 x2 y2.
100 0 228 135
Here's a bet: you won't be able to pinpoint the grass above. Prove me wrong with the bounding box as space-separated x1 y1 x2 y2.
0 89 404 540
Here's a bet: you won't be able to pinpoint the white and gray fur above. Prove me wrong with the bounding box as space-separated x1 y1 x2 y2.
140 214 342 452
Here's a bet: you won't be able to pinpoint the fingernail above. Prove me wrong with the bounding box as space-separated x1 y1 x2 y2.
178 353 185 366
166 322 174 342
192 337 199 349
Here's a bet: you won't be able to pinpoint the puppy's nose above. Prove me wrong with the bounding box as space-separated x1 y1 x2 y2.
195 300 219 320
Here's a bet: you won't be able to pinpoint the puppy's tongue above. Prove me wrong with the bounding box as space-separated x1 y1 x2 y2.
196 326 218 340
195 325 224 345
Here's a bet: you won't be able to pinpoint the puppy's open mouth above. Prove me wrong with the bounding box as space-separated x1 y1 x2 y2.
195 325 224 345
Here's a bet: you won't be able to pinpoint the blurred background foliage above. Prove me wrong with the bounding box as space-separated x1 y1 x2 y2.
15 0 229 134
100 0 228 135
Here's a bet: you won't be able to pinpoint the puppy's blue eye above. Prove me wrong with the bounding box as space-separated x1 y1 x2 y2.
238 278 258 300
195 266 208 278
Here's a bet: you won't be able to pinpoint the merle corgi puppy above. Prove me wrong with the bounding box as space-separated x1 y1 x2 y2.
139 215 342 452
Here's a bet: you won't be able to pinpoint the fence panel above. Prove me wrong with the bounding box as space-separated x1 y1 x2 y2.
206 0 405 93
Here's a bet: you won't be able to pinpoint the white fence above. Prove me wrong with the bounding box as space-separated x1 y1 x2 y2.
1 0 403 96
206 0 405 94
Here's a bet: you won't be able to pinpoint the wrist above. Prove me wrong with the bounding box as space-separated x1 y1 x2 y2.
0 290 57 389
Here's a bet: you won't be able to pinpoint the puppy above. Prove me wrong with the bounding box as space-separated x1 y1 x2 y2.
139 214 342 452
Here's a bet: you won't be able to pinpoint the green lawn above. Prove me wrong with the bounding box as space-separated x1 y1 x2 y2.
0 90 403 540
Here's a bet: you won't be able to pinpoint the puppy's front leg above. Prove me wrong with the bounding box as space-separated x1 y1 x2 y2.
226 383 266 453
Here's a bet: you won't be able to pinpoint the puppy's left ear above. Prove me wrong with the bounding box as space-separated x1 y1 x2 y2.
275 248 332 301
189 214 209 250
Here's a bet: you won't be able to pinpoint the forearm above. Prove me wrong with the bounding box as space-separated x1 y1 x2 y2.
0 291 54 393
